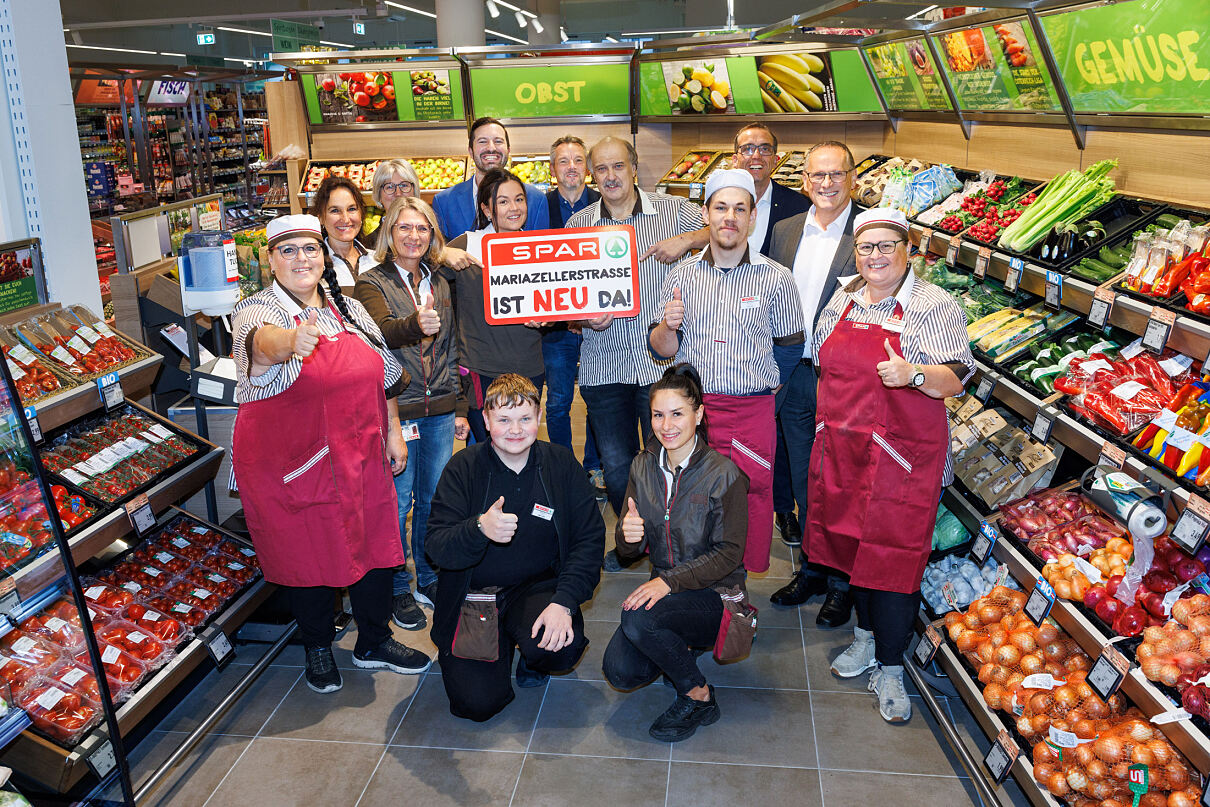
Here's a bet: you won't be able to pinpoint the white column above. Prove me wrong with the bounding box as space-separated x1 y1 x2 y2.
0 0 101 311
437 0 486 48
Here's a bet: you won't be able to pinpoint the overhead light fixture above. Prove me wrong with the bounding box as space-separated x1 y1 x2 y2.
494 0 537 18
223 57 263 65
560 26 568 42
906 4 938 19
531 18 543 33
485 28 526 43
65 43 158 55
161 52 187 57
215 25 272 37
515 11 527 27
486 0 500 18
320 40 354 47
604 35 618 42
384 1 437 19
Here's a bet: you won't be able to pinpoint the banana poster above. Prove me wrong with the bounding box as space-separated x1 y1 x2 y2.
755 52 840 113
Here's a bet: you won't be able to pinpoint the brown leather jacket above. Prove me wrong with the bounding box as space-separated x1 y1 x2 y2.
616 437 749 593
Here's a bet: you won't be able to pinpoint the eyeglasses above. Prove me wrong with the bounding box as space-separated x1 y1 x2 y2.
737 144 776 157
381 181 414 195
855 239 906 256
394 223 432 236
274 244 322 260
807 170 852 184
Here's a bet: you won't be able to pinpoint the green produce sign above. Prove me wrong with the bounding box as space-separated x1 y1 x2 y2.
301 69 464 125
469 63 629 118
832 49 883 112
270 19 320 52
1041 0 1210 114
937 24 1060 111
864 40 952 110
636 57 762 116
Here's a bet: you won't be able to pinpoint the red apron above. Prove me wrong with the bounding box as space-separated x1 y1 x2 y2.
232 303 404 588
703 393 774 573
804 299 948 594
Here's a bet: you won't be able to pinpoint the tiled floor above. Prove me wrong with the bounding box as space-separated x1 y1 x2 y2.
97 397 1031 807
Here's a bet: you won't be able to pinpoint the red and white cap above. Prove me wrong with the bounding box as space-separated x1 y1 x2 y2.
853 207 909 237
266 214 323 249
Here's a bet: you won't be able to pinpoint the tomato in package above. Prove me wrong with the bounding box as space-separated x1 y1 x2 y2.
18 680 101 744
46 660 103 703
109 559 175 591
75 643 146 688
165 581 222 614
200 553 257 584
130 546 190 575
0 631 61 667
154 534 209 561
96 621 168 665
0 654 37 692
144 596 206 628
183 566 237 599
19 612 85 651
81 581 134 612
121 603 189 645
215 539 259 567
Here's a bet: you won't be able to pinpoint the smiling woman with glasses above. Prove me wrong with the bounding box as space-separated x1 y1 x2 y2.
367 159 423 246
854 238 905 256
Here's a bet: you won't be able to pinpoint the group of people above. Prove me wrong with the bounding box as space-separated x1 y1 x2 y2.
228 115 975 742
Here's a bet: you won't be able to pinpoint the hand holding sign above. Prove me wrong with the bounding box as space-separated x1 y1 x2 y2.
479 496 517 544
293 311 321 359
876 339 912 388
417 294 441 336
663 288 684 331
622 497 644 543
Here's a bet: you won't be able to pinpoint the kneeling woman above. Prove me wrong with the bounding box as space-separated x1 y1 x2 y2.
603 364 749 742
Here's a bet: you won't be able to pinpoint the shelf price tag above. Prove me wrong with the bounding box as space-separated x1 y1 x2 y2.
1098 441 1126 470
1171 494 1210 555
22 406 41 444
1025 576 1056 625
96 372 123 411
971 521 999 566
983 729 1019 785
688 183 704 202
1044 270 1063 311
975 374 996 404
1142 306 1176 355
1087 644 1130 702
124 493 156 537
1031 408 1055 444
919 227 934 256
201 625 235 669
0 577 19 616
974 246 991 280
1004 257 1023 293
1088 286 1115 330
946 236 962 266
86 738 118 779
912 623 943 667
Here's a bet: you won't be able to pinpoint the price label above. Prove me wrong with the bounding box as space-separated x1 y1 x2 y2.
1098 441 1126 470
688 183 704 201
983 730 1019 785
22 406 41 444
124 493 156 536
202 626 234 669
919 227 934 256
0 579 19 617
913 623 942 667
1045 270 1063 311
955 396 983 422
1171 494 1210 555
1087 645 1130 701
96 372 123 410
974 246 991 279
1025 576 1056 625
1142 306 1176 355
86 738 117 779
971 521 999 566
946 236 962 266
1031 409 1055 444
1088 287 1115 329
975 374 996 404
1004 257 1023 293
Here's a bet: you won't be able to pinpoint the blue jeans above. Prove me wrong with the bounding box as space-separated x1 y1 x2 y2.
393 412 455 594
580 382 652 515
541 329 600 471
602 587 723 695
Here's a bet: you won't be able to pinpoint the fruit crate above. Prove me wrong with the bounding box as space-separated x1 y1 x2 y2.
297 157 468 207
464 155 550 189
659 149 727 185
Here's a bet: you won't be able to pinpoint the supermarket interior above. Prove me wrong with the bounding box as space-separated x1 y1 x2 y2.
0 0 1204 804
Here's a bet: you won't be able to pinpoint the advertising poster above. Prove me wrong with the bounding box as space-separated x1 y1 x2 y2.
304 71 399 123
638 58 762 116
406 69 457 120
940 24 1060 111
755 52 838 113
469 63 629 118
865 41 951 110
0 247 36 314
905 40 952 109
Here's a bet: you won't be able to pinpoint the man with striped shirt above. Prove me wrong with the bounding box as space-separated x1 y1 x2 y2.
649 169 805 574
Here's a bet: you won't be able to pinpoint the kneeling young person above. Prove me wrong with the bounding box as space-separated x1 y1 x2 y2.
426 374 604 721
602 364 750 742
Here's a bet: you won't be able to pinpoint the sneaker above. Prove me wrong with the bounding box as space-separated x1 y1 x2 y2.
515 655 549 688
869 665 911 723
588 469 607 501
304 646 343 694
649 685 721 742
391 591 427 630
353 638 432 674
603 549 623 573
831 627 877 678
414 581 437 609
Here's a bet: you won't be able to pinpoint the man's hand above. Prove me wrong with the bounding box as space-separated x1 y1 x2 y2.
416 293 441 336
532 603 575 652
293 310 321 359
585 313 614 331
442 246 481 271
876 339 913 388
662 288 684 331
622 577 672 611
454 416 470 441
478 496 517 543
386 431 408 475
641 233 690 264
621 496 644 544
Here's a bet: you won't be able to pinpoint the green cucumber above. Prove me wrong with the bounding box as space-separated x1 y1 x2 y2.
1082 257 1119 277
1098 245 1128 268
1156 213 1183 229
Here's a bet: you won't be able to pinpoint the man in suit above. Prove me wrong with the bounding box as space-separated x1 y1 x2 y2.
433 117 549 241
546 135 600 227
766 141 863 629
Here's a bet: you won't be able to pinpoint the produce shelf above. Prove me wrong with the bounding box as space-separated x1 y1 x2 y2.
0 710 32 754
25 352 162 434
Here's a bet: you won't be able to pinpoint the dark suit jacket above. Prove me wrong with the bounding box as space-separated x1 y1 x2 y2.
546 186 601 229
768 202 864 333
758 180 813 255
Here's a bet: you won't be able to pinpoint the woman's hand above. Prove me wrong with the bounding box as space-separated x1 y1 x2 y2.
442 247 480 271
621 497 644 544
293 311 321 359
386 430 408 475
416 293 441 336
531 603 575 651
622 577 671 611
454 416 470 441
876 339 913 388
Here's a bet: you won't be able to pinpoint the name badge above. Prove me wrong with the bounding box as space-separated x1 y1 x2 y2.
403 423 421 441
739 295 760 310
532 503 554 520
852 323 870 330
882 315 905 334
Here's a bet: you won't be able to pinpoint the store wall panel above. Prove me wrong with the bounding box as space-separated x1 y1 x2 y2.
636 123 674 190
888 121 968 170
1080 128 1210 209
312 129 469 161
842 121 889 162
966 123 1080 184
266 82 309 159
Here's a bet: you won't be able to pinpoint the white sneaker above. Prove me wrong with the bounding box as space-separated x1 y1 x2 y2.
830 627 876 678
869 664 911 723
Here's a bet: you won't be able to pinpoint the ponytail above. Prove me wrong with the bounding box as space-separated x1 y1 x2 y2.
650 362 707 440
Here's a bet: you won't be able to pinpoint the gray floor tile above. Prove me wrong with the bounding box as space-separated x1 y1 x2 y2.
205 737 382 806
820 769 978 806
707 626 808 691
356 747 524 807
156 663 301 736
670 687 817 768
258 667 421 744
745 577 809 629
667 761 823 807
812 690 965 777
512 753 668 807
528 678 674 760
580 574 640 622
802 623 920 694
565 622 612 682
392 671 542 751
98 731 251 807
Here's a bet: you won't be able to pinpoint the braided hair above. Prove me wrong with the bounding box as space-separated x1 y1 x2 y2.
650 363 707 440
314 241 388 352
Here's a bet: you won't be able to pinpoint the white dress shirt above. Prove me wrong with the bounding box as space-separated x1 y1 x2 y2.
747 182 774 257
791 202 853 359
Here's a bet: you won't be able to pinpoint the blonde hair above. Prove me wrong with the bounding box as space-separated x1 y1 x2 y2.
484 374 541 413
373 196 446 265
370 159 421 207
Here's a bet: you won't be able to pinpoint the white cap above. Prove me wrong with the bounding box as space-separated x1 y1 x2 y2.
853 207 909 237
704 168 756 205
266 214 322 248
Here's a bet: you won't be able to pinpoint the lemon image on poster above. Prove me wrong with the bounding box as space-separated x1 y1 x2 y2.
663 60 733 113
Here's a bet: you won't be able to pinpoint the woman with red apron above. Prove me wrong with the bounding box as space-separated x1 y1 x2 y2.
805 209 973 723
232 214 433 695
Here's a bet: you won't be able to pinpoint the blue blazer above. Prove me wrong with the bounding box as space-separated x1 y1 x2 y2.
432 176 550 241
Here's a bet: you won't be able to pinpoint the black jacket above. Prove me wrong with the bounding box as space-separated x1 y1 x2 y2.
426 441 604 650
616 438 748 593
758 181 813 255
545 186 601 229
767 202 864 332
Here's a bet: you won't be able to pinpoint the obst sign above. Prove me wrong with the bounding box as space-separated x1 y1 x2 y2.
482 226 640 325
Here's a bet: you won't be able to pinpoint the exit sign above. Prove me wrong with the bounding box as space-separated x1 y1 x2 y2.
197 32 215 45
354 21 366 35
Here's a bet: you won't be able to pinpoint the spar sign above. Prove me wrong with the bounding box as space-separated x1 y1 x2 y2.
482 225 640 325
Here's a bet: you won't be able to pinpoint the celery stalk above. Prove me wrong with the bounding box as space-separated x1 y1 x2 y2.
998 160 1119 253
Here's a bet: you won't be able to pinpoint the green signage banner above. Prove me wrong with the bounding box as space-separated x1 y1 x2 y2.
1041 0 1210 114
938 24 1060 111
469 63 629 118
270 19 320 53
301 69 464 125
864 40 952 111
832 49 883 112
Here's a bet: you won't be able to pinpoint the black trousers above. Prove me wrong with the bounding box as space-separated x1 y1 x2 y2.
288 567 393 656
601 588 723 695
438 576 587 722
852 586 921 666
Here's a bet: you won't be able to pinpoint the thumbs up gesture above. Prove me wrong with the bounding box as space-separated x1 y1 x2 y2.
662 287 684 331
416 292 441 336
293 310 321 359
478 496 518 544
875 338 912 388
621 496 645 544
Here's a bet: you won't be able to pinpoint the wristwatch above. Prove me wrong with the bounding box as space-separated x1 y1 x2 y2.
909 364 926 388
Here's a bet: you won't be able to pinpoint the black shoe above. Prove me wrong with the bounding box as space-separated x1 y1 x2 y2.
776 511 802 547
588 469 607 502
649 685 720 742
304 646 343 694
603 549 623 573
515 655 549 688
816 588 854 629
769 571 827 606
415 581 437 608
391 591 427 631
353 638 432 674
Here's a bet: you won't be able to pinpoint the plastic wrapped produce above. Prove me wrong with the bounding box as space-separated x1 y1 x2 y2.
17 678 101 745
